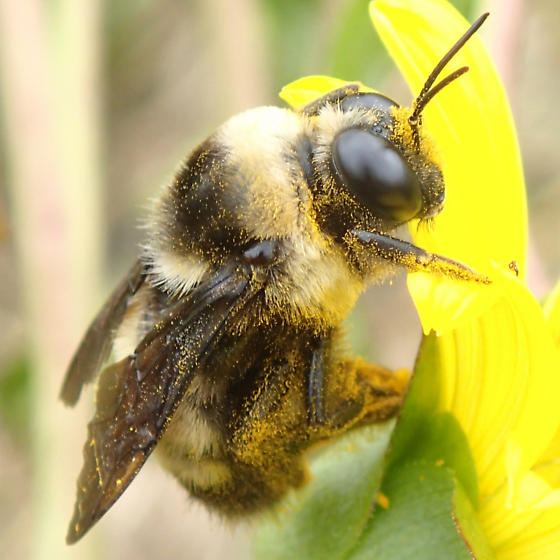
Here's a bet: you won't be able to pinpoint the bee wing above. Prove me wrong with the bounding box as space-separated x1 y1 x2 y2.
60 260 147 405
66 265 252 544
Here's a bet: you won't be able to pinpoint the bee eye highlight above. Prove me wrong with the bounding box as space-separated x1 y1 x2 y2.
332 128 422 223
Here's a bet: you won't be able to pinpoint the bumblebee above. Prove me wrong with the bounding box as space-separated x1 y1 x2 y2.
61 14 489 543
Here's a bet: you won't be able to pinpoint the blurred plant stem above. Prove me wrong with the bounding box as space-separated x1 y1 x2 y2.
483 0 524 88
0 1 103 558
201 0 270 112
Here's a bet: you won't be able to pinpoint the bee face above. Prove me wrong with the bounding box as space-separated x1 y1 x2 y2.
333 92 444 223
305 91 445 243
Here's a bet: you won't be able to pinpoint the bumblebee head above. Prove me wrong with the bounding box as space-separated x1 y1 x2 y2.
307 87 445 243
307 13 489 240
330 90 444 224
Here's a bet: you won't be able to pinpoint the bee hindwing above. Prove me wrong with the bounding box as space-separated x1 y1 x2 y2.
60 260 147 405
66 265 253 543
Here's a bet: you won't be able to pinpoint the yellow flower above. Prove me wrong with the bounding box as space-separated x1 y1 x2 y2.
281 0 560 557
373 1 560 557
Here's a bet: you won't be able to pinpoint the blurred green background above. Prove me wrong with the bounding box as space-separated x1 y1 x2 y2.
0 0 558 559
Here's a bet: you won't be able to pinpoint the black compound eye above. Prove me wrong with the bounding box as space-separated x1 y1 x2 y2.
332 128 422 222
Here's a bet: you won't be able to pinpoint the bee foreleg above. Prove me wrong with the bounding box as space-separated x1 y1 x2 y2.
351 229 489 284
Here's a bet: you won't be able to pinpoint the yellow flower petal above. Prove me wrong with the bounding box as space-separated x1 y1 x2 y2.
535 286 560 470
544 278 560 347
534 461 560 491
368 1 560 555
506 437 560 512
370 0 527 333
518 476 560 511
505 437 525 508
497 530 560 560
408 269 499 334
432 270 560 499
279 76 349 110
479 483 560 559
499 281 560 477
535 428 560 483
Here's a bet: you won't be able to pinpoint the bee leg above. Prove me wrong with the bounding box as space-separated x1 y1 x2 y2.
233 355 409 459
200 367 312 516
214 357 408 516
351 229 489 284
314 357 410 438
306 336 328 426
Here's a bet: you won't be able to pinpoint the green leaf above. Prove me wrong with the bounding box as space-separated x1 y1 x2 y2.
448 0 478 19
453 483 496 560
0 354 31 444
253 421 394 560
326 0 391 86
388 334 478 507
260 0 324 92
346 461 474 560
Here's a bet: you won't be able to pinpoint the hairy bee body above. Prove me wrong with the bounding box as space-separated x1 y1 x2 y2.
62 14 489 540
112 104 404 515
145 106 372 328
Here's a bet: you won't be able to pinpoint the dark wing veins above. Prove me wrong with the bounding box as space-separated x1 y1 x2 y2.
60 260 147 405
66 263 256 543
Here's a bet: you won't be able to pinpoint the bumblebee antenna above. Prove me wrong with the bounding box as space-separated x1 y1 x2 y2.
408 12 490 132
